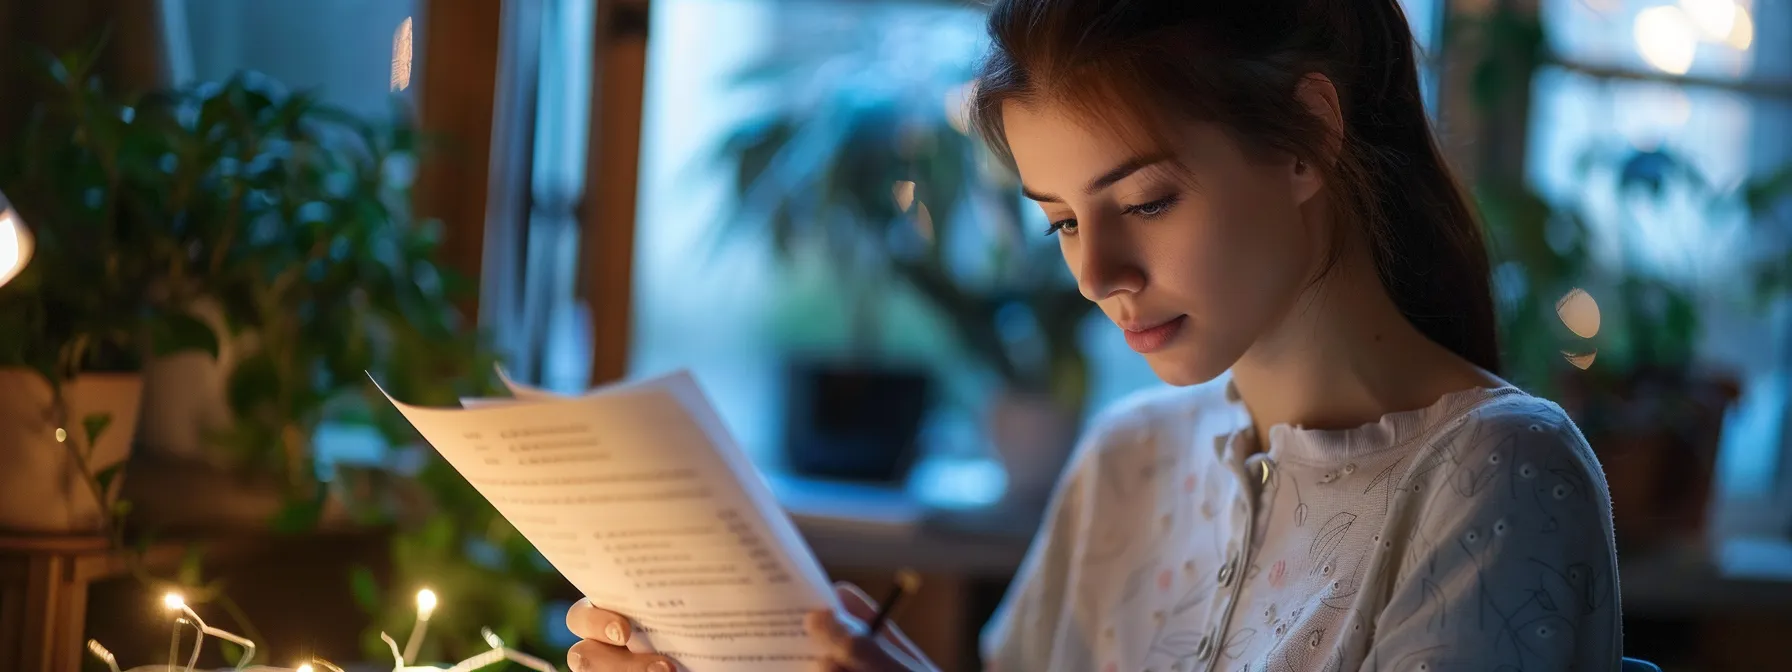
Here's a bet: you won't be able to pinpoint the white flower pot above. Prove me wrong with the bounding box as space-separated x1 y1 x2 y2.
0 369 143 533
138 298 244 465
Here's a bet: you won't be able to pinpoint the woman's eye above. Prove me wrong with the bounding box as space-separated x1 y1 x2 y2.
1044 219 1078 236
1125 194 1182 218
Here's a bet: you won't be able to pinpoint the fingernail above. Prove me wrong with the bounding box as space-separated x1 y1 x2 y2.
648 661 673 672
568 651 584 672
606 621 626 644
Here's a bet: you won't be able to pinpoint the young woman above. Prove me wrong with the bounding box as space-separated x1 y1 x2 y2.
565 0 1623 670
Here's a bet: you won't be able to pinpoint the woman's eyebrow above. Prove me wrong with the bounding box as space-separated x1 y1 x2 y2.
1021 152 1174 203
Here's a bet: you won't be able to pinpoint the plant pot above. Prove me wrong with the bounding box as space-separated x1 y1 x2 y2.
0 369 143 533
986 389 1081 514
782 358 932 482
1560 368 1739 553
137 297 242 465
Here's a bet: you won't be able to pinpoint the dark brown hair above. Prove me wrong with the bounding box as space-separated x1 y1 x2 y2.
971 0 1502 375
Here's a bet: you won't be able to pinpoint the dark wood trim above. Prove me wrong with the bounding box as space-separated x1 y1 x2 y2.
412 0 506 317
580 0 651 386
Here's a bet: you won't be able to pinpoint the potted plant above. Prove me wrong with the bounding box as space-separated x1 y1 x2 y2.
0 45 222 535
714 13 1094 500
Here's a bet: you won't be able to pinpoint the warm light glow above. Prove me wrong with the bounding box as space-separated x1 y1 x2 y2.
416 588 437 619
297 665 315 672
912 202 934 243
891 181 916 213
1679 0 1738 40
392 17 415 92
55 428 67 443
162 592 185 610
1635 6 1698 75
0 207 34 288
1556 288 1601 339
1724 5 1754 49
1564 350 1598 370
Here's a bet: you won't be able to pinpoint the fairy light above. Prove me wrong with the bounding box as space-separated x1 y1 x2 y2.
103 588 564 672
403 588 437 664
86 640 121 672
161 591 258 671
441 627 557 672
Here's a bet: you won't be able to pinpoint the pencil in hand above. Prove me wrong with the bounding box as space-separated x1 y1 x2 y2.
865 569 922 636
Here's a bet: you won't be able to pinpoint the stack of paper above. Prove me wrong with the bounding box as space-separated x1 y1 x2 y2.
376 369 839 671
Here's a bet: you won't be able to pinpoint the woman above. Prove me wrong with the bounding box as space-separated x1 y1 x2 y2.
566 0 1622 669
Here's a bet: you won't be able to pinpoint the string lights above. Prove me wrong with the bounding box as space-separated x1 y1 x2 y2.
86 588 562 671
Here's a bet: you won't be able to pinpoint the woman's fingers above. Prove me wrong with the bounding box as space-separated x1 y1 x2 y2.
566 598 634 646
566 639 676 672
804 606 923 671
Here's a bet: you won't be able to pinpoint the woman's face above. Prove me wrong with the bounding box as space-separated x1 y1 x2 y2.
1002 102 1327 386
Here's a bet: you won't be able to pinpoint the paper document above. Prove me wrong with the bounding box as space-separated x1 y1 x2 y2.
378 369 837 671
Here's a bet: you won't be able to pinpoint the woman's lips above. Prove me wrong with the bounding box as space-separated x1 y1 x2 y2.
1121 315 1187 353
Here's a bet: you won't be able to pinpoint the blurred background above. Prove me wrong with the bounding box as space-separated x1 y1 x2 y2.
0 0 1789 670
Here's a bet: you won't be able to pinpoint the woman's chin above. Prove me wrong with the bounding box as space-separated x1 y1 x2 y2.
1142 349 1232 388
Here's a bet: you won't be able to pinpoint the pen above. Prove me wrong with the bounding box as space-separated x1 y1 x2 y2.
865 569 922 636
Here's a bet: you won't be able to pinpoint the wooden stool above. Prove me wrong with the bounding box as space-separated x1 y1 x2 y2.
0 535 114 672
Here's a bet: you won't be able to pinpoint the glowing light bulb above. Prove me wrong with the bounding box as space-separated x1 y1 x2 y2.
162 592 185 610
416 588 438 619
298 665 315 672
55 428 67 442
0 205 34 288
1635 6 1699 75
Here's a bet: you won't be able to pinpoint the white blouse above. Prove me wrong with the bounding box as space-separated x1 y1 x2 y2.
980 376 1623 672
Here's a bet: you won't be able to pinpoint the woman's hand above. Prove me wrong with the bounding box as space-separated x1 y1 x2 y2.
566 584 936 672
564 599 677 672
803 583 938 672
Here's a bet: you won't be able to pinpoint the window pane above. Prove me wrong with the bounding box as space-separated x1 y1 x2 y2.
173 0 419 118
1543 0 1757 79
1528 0 1791 504
633 0 1456 479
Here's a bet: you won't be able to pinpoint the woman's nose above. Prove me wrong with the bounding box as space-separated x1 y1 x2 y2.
1074 226 1145 302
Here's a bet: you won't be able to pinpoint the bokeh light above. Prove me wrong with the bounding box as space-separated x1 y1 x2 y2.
392 17 415 92
891 180 916 213
1556 287 1602 339
1635 6 1698 75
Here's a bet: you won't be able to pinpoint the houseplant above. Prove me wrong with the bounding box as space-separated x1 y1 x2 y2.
3 39 555 663
1457 4 1787 552
714 11 1094 499
0 43 222 535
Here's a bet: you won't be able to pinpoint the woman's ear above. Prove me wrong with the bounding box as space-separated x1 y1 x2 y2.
1291 73 1343 204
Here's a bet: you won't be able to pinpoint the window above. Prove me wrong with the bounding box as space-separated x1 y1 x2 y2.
169 0 419 117
629 0 1450 495
1526 0 1791 530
